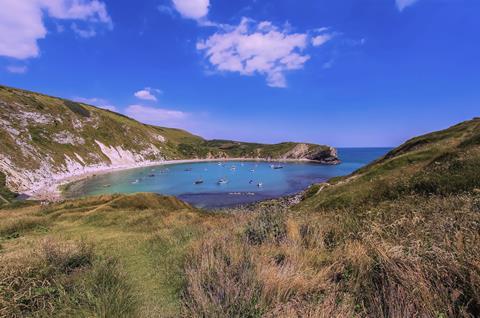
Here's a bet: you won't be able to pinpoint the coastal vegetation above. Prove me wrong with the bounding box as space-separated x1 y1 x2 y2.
0 86 479 317
0 85 337 196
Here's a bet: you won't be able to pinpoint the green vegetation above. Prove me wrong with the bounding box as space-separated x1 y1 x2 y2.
0 172 16 207
181 118 480 317
0 84 335 194
1 84 479 316
63 100 91 117
0 193 228 317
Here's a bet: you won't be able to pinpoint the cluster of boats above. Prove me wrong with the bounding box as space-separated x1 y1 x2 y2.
125 162 284 188
192 178 263 187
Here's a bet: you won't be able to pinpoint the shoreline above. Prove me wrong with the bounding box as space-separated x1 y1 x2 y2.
28 157 329 202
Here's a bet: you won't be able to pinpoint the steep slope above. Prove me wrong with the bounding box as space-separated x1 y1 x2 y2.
300 117 480 209
181 118 480 317
0 85 338 196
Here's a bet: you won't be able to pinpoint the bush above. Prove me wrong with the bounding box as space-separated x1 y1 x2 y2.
64 100 90 117
244 208 287 245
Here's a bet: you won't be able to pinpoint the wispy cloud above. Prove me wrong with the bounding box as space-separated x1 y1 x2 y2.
71 23 97 38
197 18 333 88
0 0 112 60
396 0 419 11
125 105 188 127
134 87 162 101
6 65 28 74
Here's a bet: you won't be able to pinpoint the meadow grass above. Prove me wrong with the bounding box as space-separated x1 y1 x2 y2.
0 193 228 317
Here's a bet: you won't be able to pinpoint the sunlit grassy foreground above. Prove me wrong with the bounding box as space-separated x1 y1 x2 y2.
1 118 480 317
0 193 228 317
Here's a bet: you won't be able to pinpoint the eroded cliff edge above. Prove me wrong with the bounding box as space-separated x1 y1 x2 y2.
0 85 339 196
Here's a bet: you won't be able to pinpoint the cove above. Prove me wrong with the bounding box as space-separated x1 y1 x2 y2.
64 148 391 208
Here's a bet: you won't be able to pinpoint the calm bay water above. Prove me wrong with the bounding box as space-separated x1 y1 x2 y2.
65 148 391 208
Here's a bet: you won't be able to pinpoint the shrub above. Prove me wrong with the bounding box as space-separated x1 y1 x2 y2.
64 100 90 117
244 208 287 245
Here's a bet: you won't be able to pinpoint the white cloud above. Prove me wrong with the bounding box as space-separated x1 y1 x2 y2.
396 0 419 11
6 65 28 74
125 105 188 126
74 96 117 112
134 87 162 101
0 0 112 60
197 18 326 88
312 33 333 47
172 0 209 20
71 23 96 38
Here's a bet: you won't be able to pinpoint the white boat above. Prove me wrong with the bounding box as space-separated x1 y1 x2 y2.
217 178 228 185
257 182 263 188
131 179 139 185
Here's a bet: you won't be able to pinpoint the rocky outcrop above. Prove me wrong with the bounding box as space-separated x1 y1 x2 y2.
281 144 340 164
0 85 340 197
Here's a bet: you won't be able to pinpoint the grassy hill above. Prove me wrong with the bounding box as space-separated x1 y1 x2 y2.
0 193 229 317
0 85 337 195
300 117 480 209
180 118 480 317
1 88 479 316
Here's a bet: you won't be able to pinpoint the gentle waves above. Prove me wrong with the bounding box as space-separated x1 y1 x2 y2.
65 148 391 208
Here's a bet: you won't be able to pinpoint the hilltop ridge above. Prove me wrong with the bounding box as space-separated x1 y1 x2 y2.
0 85 338 200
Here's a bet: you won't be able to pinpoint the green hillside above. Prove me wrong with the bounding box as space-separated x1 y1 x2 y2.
301 117 480 209
0 85 337 195
181 119 480 317
2 86 479 316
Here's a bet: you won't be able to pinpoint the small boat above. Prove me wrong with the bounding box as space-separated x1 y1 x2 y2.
257 182 263 188
103 184 111 188
250 169 255 172
184 168 192 172
131 179 139 185
194 180 204 185
249 180 254 184
148 174 155 177
271 164 284 169
230 165 237 170
217 178 228 185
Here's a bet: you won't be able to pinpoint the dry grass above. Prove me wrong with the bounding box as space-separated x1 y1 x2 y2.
181 195 480 317
0 237 138 317
0 193 228 317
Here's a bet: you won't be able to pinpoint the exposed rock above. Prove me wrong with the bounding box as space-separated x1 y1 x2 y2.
0 85 339 198
282 144 340 164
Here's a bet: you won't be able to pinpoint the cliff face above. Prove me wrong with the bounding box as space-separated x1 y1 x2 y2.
280 143 339 164
0 85 339 196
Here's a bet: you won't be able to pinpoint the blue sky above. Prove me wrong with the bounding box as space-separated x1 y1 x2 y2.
0 0 479 147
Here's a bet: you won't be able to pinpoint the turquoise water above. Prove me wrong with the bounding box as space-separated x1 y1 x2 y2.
65 148 391 208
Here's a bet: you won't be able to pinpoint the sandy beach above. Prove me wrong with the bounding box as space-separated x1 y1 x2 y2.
29 157 320 201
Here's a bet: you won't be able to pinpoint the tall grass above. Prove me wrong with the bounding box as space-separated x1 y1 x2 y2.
182 195 480 317
0 238 137 317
